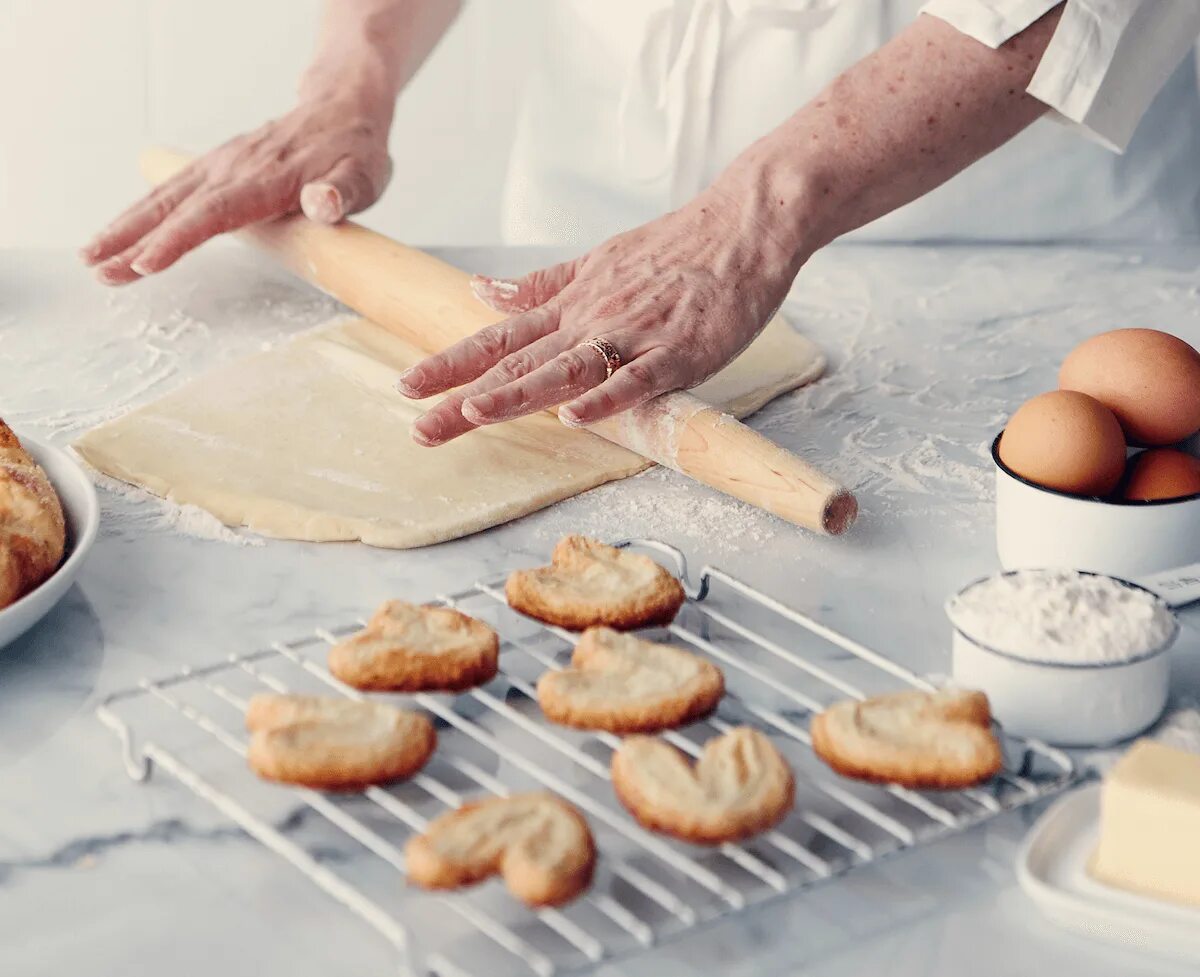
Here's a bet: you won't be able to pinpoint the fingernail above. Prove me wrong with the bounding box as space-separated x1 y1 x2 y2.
395 367 424 397
301 182 344 224
94 262 128 285
129 259 151 276
559 405 584 427
412 415 442 445
79 242 101 264
467 393 494 416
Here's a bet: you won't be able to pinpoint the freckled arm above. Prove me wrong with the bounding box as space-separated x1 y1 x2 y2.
724 7 1065 257
394 6 1068 445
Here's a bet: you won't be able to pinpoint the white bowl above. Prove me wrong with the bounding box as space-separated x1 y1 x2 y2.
992 434 1200 578
949 571 1177 747
0 438 100 652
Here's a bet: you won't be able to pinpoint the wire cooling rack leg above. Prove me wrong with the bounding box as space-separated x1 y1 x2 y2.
96 702 152 782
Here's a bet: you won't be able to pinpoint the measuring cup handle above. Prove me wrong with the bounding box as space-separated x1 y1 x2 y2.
1136 562 1200 609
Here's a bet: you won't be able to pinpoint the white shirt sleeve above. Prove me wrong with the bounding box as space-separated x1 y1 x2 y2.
922 0 1200 152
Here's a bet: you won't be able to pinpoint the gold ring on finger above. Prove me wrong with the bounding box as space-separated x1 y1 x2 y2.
580 337 622 380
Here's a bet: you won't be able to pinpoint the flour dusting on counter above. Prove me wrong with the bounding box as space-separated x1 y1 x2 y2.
1157 706 1200 755
80 463 263 546
534 467 781 552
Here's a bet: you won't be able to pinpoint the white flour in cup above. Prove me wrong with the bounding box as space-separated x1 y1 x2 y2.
947 569 1176 664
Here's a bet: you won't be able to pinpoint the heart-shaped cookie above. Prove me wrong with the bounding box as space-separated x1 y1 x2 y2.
537 626 724 732
506 536 685 631
810 688 1002 789
246 693 436 791
611 727 794 844
404 792 595 906
328 600 499 692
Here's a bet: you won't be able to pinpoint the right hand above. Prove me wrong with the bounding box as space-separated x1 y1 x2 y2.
81 91 393 284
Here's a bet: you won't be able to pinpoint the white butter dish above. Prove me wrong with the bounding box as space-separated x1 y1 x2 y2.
1017 785 1200 965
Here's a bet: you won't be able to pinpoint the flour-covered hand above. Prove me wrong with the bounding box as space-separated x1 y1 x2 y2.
396 180 805 446
82 91 393 285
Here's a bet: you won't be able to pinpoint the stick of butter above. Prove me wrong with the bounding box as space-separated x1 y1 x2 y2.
1091 739 1200 906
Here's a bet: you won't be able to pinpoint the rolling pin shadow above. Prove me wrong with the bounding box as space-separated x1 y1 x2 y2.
138 147 856 536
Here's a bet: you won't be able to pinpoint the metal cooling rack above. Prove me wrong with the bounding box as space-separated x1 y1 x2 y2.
97 539 1079 977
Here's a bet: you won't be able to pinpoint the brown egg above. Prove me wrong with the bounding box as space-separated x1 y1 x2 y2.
999 391 1126 496
1059 328 1200 445
1122 448 1200 501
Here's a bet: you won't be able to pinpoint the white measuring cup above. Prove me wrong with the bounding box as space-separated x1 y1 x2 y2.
947 563 1200 748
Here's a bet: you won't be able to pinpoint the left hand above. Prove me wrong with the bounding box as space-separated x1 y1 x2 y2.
396 180 804 446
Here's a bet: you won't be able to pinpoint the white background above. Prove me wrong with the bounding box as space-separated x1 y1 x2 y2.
0 1 542 249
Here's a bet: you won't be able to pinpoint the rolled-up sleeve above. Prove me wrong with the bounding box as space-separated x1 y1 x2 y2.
922 0 1200 152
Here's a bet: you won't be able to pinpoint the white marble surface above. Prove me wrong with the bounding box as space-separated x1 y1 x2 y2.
1 243 1199 976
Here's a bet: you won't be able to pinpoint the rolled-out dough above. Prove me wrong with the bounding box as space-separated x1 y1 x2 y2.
74 316 824 548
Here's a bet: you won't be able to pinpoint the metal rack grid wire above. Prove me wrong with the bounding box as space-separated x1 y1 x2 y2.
97 538 1080 977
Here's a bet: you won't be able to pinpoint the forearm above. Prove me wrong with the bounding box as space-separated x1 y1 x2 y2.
722 7 1063 264
300 0 461 108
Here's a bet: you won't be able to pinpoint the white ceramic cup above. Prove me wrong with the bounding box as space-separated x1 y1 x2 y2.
948 567 1195 747
992 434 1200 579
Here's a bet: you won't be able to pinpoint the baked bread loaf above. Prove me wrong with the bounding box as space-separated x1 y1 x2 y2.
537 626 723 732
506 535 685 631
328 600 499 692
611 727 795 844
810 688 1003 790
405 792 595 906
0 420 66 610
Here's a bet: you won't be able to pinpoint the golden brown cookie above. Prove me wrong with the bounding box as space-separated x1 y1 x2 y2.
245 694 436 791
611 727 794 844
0 419 66 610
537 626 723 733
328 600 499 692
404 792 595 907
810 688 1003 790
506 536 685 631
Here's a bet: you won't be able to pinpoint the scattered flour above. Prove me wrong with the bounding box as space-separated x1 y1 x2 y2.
947 569 1176 664
533 466 782 552
165 503 263 547
74 451 263 547
1156 706 1200 755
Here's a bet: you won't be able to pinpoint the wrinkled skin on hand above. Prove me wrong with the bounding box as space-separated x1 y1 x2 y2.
82 92 393 284
397 183 803 446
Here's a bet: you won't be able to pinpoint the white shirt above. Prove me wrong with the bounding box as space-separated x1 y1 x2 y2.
500 0 1200 245
926 0 1200 152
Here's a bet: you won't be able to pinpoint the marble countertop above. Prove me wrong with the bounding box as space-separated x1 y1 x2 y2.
1 243 1198 977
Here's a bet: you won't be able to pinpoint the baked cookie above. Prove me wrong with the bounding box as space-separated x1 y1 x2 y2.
328 600 499 692
810 688 1003 790
0 419 66 610
611 727 794 844
506 536 685 631
405 792 595 907
537 626 723 732
245 694 435 791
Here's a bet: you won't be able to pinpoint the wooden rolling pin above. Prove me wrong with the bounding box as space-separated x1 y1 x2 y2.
139 147 856 535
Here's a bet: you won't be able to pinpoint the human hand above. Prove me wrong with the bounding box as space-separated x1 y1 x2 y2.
81 90 393 284
396 180 806 446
